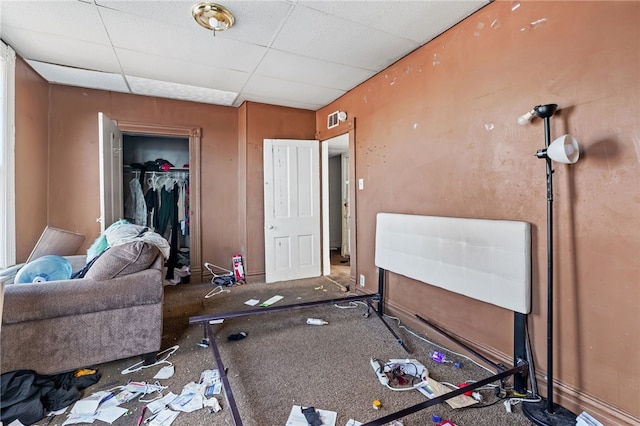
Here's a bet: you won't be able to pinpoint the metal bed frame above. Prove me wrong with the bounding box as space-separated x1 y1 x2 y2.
188 267 531 426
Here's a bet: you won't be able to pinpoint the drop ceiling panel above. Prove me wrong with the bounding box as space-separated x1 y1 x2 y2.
116 48 250 93
128 76 237 106
243 74 345 108
189 0 296 46
234 93 324 112
26 60 129 93
1 27 121 73
255 49 376 91
1 0 488 110
99 7 267 73
96 0 294 46
96 0 197 30
300 1 489 43
272 5 420 70
0 1 111 45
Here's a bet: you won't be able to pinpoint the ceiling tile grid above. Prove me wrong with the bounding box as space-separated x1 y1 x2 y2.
128 75 237 106
1 0 111 44
114 48 250 93
26 59 129 93
0 0 488 110
271 5 421 70
300 1 488 44
242 73 345 105
255 49 376 92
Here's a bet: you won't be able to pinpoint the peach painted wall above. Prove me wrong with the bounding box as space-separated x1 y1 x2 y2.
317 1 639 424
239 102 316 281
12 0 638 422
14 58 48 262
14 79 316 281
45 85 239 271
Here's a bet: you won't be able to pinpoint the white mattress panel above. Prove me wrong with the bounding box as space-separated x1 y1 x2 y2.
375 213 531 314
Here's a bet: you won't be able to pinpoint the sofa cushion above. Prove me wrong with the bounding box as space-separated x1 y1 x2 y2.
85 241 159 281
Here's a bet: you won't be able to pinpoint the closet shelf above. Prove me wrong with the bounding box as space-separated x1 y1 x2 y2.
124 165 189 172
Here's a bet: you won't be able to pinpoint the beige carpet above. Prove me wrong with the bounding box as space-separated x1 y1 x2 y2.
37 278 535 426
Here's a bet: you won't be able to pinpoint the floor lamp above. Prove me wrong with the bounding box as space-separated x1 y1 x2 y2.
518 104 579 426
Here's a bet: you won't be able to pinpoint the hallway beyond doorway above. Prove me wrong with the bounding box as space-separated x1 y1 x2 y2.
328 248 350 289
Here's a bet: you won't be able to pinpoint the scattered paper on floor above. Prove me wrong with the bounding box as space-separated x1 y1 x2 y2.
94 406 128 424
260 295 283 307
422 377 478 408
285 405 337 426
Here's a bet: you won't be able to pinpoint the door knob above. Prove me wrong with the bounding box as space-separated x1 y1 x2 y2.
268 225 274 229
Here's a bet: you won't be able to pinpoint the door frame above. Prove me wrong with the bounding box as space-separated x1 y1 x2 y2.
116 121 203 283
321 133 348 276
340 152 350 258
321 129 356 287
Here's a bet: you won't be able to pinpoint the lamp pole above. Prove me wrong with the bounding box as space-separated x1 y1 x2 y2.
522 104 577 426
542 106 556 413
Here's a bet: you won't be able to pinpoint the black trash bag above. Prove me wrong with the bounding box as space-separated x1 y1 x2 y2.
1 369 101 425
0 370 47 426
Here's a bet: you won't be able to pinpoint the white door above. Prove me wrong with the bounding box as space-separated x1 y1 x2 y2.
98 112 123 233
264 139 320 283
341 153 350 257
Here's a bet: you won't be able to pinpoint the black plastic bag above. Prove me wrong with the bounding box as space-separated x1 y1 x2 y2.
1 369 101 425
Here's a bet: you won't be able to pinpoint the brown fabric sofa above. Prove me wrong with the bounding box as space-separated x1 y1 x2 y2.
1 253 164 375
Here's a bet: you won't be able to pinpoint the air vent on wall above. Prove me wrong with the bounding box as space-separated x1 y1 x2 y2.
327 111 339 129
327 111 347 129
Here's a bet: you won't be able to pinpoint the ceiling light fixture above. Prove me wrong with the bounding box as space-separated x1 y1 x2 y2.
192 2 235 34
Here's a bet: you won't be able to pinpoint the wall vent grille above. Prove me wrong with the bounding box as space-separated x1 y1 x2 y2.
327 111 339 129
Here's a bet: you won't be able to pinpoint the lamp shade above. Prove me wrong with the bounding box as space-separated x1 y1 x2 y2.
547 134 580 164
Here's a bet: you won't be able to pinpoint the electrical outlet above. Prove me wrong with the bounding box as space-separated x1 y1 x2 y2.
359 274 365 287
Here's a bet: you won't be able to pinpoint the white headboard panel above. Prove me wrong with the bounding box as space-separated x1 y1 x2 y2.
375 213 531 314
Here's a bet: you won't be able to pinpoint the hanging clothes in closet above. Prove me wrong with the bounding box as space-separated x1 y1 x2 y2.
143 171 190 279
124 174 147 226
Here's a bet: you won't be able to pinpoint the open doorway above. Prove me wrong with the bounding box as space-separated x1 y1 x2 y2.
322 134 350 288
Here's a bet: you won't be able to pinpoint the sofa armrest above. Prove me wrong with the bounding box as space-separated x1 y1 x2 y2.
2 267 163 325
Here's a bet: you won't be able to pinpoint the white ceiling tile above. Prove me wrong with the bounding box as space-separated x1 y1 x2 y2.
272 5 420 70
233 93 323 111
97 0 294 47
127 76 238 106
203 0 295 46
25 60 129 93
1 27 121 73
96 1 197 30
1 0 487 110
243 74 345 108
116 48 250 93
300 1 489 43
99 7 267 73
255 49 376 91
0 0 111 45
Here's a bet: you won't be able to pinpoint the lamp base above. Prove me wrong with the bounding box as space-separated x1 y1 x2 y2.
522 399 577 426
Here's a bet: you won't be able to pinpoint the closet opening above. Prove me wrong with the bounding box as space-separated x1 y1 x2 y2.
117 121 202 284
123 134 190 283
